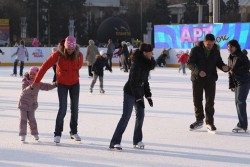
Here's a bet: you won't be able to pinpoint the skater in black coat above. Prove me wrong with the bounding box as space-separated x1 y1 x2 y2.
109 43 156 150
89 50 112 93
227 40 250 132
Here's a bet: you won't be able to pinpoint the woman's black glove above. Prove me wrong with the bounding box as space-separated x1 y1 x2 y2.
147 97 153 107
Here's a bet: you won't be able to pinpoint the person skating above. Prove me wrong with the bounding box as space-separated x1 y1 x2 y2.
187 34 229 132
32 36 83 143
11 40 29 77
89 50 112 94
18 66 56 142
227 40 250 133
109 43 156 151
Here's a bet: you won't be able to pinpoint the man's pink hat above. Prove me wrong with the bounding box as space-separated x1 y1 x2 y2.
64 36 76 49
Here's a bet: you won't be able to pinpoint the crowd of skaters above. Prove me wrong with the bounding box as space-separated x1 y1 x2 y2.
0 34 249 151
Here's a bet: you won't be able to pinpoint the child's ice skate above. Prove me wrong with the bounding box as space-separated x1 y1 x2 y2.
20 135 26 142
32 134 39 141
134 141 145 149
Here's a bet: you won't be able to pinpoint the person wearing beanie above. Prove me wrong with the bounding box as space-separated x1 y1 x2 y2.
187 33 229 132
227 39 250 133
89 50 112 94
32 36 84 143
86 39 99 77
18 66 56 142
109 43 156 151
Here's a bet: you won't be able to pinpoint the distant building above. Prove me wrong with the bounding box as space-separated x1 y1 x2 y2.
168 0 250 24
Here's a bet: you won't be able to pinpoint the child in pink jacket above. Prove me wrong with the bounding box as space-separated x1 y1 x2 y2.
18 66 56 142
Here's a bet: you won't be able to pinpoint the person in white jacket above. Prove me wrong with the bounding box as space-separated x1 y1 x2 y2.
11 40 29 77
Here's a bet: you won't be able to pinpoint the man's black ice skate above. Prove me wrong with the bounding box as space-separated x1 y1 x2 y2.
232 126 248 133
110 144 122 151
206 124 217 134
190 120 203 130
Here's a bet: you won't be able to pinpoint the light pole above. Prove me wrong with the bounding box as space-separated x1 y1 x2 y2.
140 0 142 41
37 0 39 41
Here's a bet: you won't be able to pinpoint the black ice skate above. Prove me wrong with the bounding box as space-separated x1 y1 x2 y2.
100 89 105 94
206 124 217 134
190 120 203 131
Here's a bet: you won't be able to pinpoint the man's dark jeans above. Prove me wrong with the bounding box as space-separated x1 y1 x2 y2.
54 83 80 136
110 93 145 147
192 81 216 125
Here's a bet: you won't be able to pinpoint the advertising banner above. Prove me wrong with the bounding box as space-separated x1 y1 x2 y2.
154 23 250 49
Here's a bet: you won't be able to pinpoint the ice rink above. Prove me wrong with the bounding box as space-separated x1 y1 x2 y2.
0 66 250 167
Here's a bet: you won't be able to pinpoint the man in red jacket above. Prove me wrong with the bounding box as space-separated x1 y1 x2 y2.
32 36 83 143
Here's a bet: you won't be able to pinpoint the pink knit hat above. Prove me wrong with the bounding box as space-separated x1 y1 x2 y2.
29 66 39 75
64 36 76 49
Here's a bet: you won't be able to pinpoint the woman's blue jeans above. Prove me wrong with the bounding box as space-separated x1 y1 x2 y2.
54 83 80 136
110 93 145 147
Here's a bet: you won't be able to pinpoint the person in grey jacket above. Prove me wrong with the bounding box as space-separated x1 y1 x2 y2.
86 39 99 77
11 40 29 77
107 38 115 69
18 66 56 142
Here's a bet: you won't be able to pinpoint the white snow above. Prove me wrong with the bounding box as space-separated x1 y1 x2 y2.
0 66 250 167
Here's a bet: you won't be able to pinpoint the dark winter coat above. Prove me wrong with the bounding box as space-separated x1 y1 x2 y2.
123 49 156 100
228 50 250 88
187 41 226 82
92 56 112 76
120 44 130 58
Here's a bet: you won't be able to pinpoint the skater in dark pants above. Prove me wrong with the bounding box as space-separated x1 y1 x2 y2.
32 36 83 143
109 43 156 150
227 40 250 133
187 34 229 132
11 40 29 77
89 50 112 93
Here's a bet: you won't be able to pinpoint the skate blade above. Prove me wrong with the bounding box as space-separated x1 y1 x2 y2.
189 126 203 131
207 130 216 134
134 145 145 149
110 148 122 152
232 129 248 133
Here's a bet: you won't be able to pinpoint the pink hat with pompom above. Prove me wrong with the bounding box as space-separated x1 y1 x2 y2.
29 66 39 75
64 36 76 49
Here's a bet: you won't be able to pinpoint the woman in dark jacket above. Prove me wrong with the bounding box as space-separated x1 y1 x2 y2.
109 43 156 151
227 40 250 133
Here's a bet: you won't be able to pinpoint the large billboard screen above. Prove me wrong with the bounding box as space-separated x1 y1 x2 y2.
154 23 250 49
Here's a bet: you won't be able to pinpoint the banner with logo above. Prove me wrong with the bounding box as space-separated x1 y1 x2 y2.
154 23 250 49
